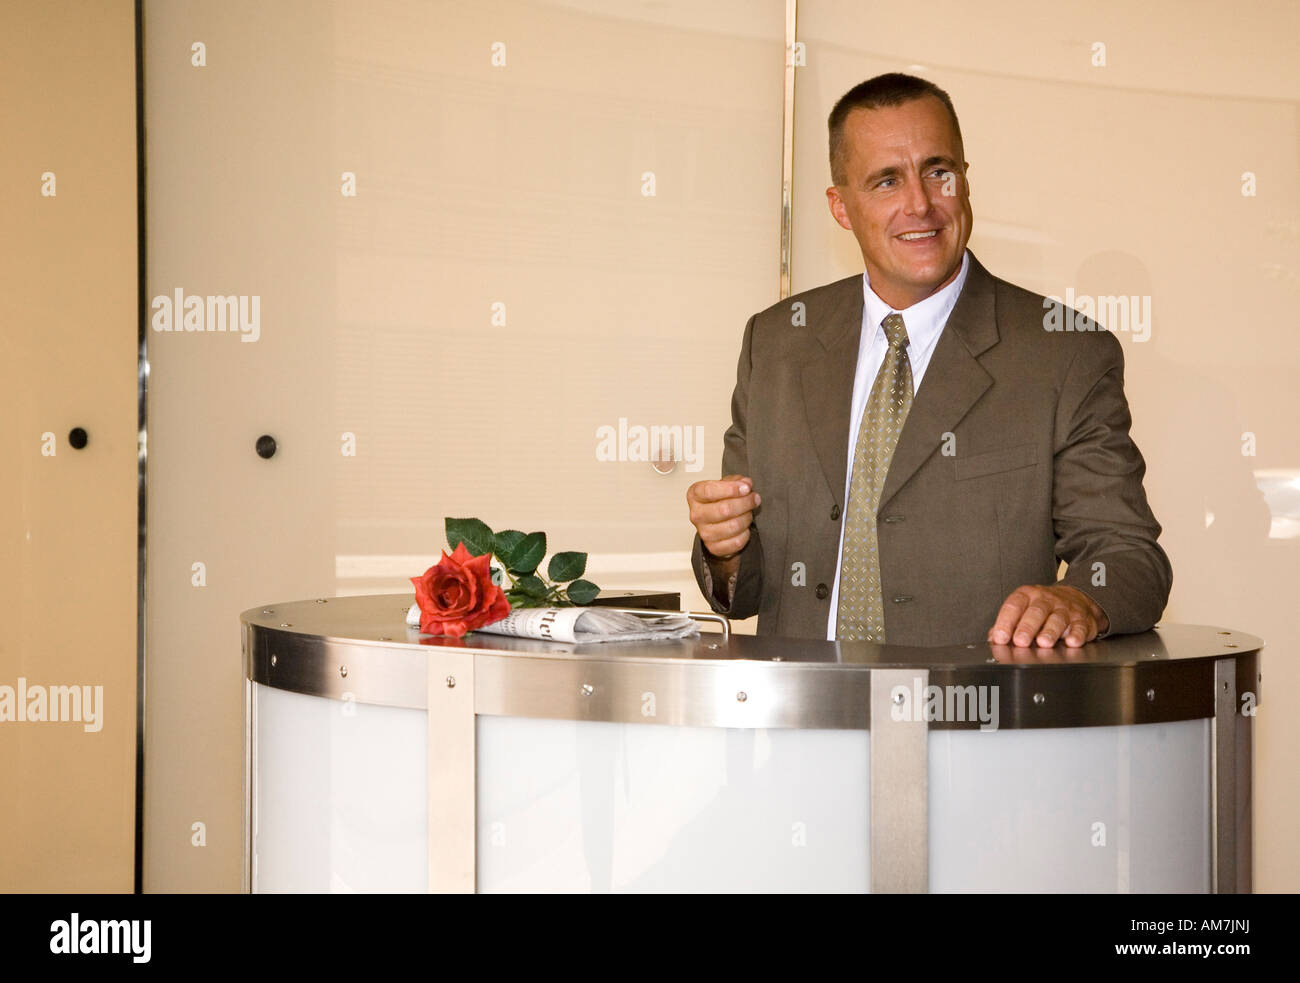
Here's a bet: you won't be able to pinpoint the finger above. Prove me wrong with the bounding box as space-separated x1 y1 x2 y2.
988 588 1032 644
1062 615 1098 648
1011 598 1053 647
693 492 760 532
1034 607 1071 647
705 528 750 558
692 477 754 504
702 508 754 544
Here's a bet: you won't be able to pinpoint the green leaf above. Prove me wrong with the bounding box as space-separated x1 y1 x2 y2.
493 529 527 566
445 517 494 558
515 574 549 598
547 551 587 582
565 579 600 605
507 532 547 575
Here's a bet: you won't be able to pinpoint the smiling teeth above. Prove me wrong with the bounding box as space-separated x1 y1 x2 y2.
900 231 938 240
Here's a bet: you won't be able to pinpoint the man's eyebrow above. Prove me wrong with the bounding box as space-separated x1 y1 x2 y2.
863 165 901 185
922 154 959 169
863 156 959 185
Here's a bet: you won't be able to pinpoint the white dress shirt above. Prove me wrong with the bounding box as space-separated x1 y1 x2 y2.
827 250 971 640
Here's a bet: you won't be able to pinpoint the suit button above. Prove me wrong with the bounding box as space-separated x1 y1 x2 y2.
882 514 904 523
892 595 913 604
830 504 841 520
815 584 829 600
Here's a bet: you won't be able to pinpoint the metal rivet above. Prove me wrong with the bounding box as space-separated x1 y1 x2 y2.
892 690 905 705
1146 688 1155 702
736 691 748 703
966 644 976 649
339 666 348 678
706 643 718 650
262 609 274 615
1222 681 1229 691
1225 643 1237 648
1033 692 1046 705
1217 631 1230 635
316 598 328 604
581 684 594 697
270 655 277 667
771 656 783 662
379 636 391 641
985 657 997 663
280 623 292 628
446 676 456 688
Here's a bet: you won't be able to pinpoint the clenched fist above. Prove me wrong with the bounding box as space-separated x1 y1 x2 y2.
686 474 761 560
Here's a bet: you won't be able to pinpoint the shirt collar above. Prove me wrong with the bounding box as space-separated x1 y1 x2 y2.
861 249 971 347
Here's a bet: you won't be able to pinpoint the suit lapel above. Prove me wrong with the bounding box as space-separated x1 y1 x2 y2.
878 253 1000 510
800 276 864 504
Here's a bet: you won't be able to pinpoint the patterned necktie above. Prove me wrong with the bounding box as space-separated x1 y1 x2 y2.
836 313 913 642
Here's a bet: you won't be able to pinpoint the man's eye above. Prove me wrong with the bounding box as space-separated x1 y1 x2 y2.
876 177 896 188
929 168 951 179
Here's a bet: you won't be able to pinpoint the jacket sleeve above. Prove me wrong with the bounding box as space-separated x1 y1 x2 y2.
689 312 764 620
1052 330 1173 636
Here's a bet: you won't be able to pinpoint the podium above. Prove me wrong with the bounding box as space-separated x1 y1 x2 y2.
241 594 1260 893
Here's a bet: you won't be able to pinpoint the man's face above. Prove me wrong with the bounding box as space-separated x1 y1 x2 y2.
826 96 972 310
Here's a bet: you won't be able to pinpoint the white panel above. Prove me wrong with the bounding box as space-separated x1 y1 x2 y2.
254 683 428 893
930 720 1210 892
252 690 1211 893
477 717 870 892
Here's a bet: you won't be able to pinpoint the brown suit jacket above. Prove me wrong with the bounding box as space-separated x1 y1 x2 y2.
690 252 1172 645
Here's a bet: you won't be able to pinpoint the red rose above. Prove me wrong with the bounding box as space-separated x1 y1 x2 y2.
410 542 510 638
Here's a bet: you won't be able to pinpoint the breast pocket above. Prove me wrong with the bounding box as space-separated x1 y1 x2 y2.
953 442 1038 481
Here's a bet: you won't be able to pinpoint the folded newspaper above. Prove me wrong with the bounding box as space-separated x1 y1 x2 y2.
405 604 699 644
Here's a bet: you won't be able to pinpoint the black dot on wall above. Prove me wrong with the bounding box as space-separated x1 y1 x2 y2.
68 427 88 450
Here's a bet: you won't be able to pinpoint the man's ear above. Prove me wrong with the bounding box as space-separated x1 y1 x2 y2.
826 185 854 231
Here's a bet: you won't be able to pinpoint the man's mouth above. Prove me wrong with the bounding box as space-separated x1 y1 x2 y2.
898 230 940 241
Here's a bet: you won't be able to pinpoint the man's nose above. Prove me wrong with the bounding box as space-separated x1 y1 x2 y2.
901 174 931 216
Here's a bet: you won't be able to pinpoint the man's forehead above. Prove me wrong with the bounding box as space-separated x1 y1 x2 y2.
842 98 961 158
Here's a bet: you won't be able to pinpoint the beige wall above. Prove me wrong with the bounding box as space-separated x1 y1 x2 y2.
0 0 139 891
142 0 784 891
794 0 1299 891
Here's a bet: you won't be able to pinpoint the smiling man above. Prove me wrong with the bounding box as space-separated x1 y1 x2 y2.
686 73 1172 648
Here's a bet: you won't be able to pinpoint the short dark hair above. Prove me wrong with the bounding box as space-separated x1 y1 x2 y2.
828 73 963 185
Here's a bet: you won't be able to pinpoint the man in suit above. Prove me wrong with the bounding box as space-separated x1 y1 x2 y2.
685 73 1171 648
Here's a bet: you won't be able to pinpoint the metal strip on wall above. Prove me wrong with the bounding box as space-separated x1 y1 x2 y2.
133 0 149 896
779 0 797 299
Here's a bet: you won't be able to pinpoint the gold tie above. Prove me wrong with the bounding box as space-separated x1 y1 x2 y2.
836 313 914 642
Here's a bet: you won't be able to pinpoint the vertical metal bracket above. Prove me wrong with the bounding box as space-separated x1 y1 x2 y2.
870 668 929 893
779 0 797 299
243 676 254 893
427 650 476 893
1212 657 1252 893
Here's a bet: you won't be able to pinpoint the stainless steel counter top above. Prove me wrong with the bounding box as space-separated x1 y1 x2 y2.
241 593 1262 730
